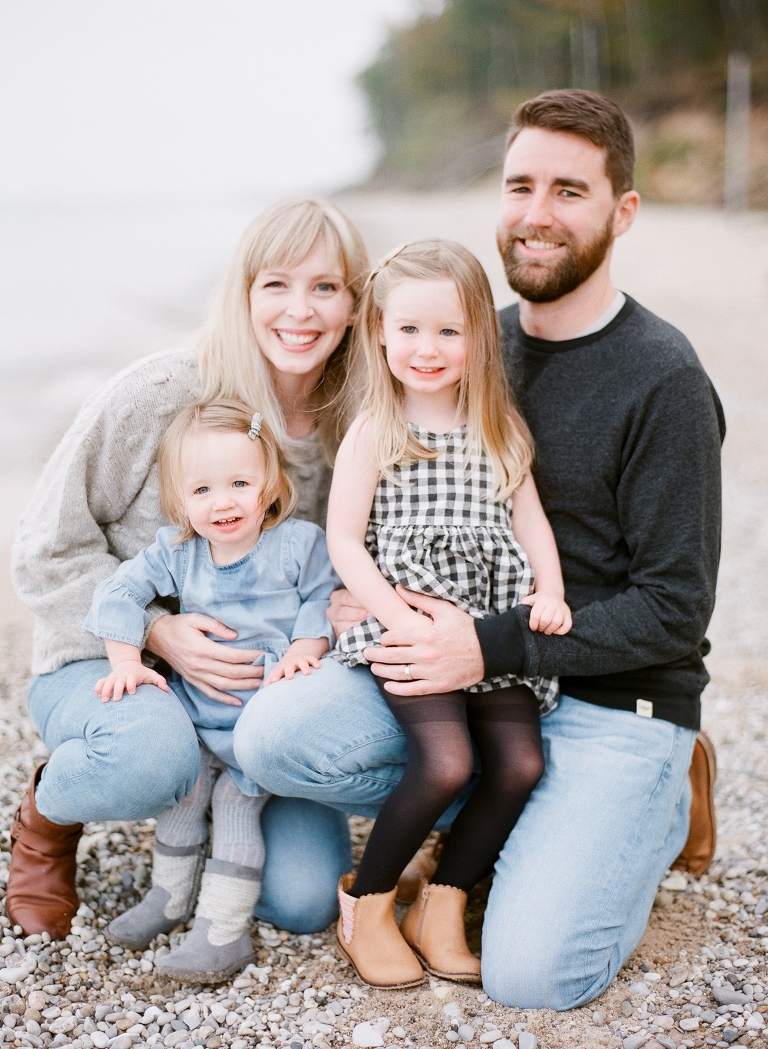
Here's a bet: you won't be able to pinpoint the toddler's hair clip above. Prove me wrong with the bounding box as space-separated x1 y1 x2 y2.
248 412 263 440
364 243 408 288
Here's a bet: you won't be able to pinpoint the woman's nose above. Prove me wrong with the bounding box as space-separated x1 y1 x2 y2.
285 289 315 320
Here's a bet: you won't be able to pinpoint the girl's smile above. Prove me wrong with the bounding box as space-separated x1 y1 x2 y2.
380 279 468 419
180 430 268 565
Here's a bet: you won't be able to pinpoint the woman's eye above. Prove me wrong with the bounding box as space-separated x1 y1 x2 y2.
193 486 209 495
316 281 339 293
263 279 285 289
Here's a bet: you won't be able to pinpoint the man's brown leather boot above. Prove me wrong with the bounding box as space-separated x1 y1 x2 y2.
671 731 717 877
6 764 83 937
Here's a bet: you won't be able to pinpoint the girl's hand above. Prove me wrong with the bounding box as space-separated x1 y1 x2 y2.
147 613 263 705
95 661 168 703
264 654 322 685
263 637 329 686
519 592 572 635
326 589 370 635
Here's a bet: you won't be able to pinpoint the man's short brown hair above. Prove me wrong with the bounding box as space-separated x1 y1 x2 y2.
506 89 635 196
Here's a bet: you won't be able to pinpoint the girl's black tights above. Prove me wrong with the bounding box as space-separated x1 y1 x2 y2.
349 680 544 898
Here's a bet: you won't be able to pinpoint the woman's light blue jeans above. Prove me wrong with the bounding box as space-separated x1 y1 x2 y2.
233 658 696 1010
27 659 352 933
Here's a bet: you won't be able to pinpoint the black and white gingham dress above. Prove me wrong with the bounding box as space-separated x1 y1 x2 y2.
333 424 559 714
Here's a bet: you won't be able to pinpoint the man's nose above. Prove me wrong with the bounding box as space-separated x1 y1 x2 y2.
521 188 554 228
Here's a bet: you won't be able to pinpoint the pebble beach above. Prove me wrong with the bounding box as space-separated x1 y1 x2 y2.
0 190 766 1049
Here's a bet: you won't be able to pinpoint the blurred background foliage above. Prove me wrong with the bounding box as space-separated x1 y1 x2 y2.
358 0 768 204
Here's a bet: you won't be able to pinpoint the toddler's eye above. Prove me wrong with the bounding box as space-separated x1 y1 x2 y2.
193 486 209 495
440 328 459 336
233 480 246 488
401 325 417 334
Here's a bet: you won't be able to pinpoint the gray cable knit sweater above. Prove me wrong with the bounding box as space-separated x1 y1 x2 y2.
12 348 333 677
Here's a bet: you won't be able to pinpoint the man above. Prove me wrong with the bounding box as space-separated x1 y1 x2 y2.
237 89 723 1008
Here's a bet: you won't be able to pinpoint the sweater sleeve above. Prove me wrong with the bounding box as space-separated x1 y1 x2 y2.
11 352 195 674
288 522 341 645
476 366 723 679
84 530 184 648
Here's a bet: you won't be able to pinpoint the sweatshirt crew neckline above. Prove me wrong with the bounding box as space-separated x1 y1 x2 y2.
516 294 636 354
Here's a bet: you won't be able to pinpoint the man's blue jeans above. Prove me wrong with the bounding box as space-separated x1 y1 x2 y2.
233 657 696 1010
27 659 352 933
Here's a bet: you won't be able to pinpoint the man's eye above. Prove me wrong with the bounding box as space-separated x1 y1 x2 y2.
193 486 209 495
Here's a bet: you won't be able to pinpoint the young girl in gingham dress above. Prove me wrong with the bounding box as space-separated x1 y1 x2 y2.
326 240 571 990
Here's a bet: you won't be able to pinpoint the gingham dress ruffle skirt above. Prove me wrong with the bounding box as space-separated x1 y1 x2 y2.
332 424 559 714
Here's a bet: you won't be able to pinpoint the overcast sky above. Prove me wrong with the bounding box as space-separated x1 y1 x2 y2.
0 0 414 203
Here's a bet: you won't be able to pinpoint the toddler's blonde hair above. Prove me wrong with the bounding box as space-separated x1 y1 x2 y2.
347 239 533 499
158 400 296 542
198 198 370 461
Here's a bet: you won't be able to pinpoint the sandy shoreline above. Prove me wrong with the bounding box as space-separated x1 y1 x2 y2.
0 192 767 1047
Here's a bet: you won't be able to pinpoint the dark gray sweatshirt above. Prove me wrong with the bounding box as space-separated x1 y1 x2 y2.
474 296 725 730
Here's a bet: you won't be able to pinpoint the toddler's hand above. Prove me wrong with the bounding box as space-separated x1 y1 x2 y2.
95 661 168 703
519 592 572 635
264 655 322 686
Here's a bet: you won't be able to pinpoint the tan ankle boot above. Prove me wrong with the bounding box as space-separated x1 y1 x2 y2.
336 873 424 989
400 878 481 984
396 834 447 904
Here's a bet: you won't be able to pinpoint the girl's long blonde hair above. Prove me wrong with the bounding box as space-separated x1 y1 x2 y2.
348 239 533 500
198 198 370 462
158 400 295 543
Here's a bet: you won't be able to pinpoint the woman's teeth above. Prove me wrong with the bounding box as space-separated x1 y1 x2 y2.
276 330 318 346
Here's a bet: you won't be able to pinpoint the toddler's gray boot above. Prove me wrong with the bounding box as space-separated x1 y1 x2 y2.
154 858 260 983
107 843 205 949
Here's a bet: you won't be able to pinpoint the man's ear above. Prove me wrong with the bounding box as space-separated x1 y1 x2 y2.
613 190 640 238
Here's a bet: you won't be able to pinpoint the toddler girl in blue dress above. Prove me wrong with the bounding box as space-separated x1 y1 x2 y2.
85 400 338 982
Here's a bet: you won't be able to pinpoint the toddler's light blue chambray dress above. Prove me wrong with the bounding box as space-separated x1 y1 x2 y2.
85 519 339 795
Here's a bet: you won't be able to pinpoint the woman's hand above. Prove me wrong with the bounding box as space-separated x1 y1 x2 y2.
95 661 168 704
326 589 370 636
364 585 485 695
146 613 263 705
519 592 572 635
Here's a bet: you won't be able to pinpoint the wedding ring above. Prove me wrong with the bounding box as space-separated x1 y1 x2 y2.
403 664 413 681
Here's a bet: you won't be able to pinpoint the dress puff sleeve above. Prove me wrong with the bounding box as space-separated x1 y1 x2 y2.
84 527 187 649
287 520 340 645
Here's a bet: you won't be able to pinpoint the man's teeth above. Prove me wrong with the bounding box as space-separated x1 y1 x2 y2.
276 330 318 346
524 239 560 251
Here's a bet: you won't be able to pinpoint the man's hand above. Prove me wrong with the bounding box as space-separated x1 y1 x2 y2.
95 661 168 703
364 585 484 695
326 588 370 636
147 613 263 705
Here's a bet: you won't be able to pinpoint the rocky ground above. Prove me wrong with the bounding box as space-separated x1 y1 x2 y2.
0 198 765 1049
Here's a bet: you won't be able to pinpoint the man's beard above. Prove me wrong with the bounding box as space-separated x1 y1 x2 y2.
497 215 614 304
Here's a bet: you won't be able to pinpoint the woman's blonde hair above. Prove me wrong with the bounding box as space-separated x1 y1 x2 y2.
348 239 533 500
157 400 296 542
198 198 369 461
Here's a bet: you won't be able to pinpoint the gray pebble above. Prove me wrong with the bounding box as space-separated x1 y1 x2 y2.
446 1034 459 1043
622 1036 647 1049
712 985 748 1006
110 1038 132 1049
518 1034 536 1049
655 1038 676 1049
457 1025 475 1042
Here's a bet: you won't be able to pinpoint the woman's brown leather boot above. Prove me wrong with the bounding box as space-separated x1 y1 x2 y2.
6 764 83 938
400 878 481 984
336 873 424 989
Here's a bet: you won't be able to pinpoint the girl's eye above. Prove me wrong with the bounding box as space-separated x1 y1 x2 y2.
233 480 246 488
440 328 459 336
401 325 417 334
193 486 209 495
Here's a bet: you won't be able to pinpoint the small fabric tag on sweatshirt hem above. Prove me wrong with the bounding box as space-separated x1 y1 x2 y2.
636 698 654 718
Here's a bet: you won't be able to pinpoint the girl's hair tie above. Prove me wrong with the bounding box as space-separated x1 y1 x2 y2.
247 412 263 440
364 243 409 288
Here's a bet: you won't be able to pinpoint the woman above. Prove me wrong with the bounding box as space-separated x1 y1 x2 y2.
9 198 369 939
